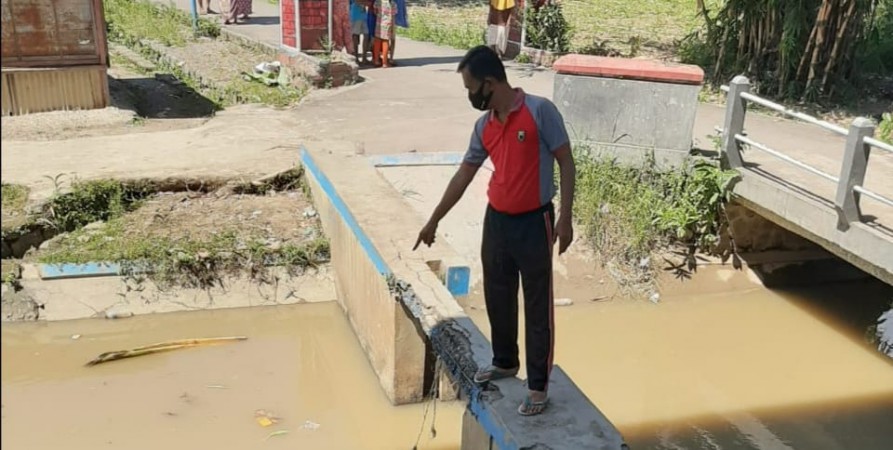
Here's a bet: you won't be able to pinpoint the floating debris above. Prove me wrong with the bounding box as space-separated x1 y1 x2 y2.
85 336 248 366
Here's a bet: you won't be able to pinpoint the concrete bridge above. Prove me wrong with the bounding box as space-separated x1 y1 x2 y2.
718 76 893 286
553 56 893 286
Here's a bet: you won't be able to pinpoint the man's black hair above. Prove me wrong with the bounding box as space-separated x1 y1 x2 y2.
457 45 508 83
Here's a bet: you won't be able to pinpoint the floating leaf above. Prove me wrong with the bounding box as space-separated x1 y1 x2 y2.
266 430 290 440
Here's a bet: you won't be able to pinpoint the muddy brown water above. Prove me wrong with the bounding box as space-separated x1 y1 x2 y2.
1 302 463 450
3 269 893 449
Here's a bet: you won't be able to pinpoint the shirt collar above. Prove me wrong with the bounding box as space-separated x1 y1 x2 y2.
488 88 526 122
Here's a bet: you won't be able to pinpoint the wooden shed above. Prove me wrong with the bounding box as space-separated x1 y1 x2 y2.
1 0 110 116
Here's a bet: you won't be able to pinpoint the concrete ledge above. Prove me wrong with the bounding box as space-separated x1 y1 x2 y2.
369 152 465 167
15 265 336 321
733 169 893 285
302 145 627 448
553 54 704 85
369 152 496 173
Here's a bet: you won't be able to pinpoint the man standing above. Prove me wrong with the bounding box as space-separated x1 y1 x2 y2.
414 46 575 416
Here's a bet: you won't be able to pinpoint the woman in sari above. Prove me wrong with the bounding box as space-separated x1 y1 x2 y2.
371 0 396 67
219 0 252 25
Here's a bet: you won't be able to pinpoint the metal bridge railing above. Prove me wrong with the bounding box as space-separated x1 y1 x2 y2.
717 75 893 230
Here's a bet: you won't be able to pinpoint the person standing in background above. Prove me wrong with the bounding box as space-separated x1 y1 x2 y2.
198 0 211 14
219 0 252 24
350 0 370 65
487 0 515 58
372 0 396 67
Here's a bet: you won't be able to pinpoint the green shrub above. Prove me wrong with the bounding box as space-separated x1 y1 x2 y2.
879 112 893 144
525 3 571 53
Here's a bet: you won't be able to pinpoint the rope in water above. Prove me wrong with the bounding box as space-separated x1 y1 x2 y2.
411 358 442 449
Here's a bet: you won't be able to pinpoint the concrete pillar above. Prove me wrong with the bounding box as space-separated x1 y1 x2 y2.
553 54 704 168
461 409 493 450
721 75 750 169
834 117 875 229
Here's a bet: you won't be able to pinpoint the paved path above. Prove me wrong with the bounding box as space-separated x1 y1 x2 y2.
197 2 892 232
9 0 893 234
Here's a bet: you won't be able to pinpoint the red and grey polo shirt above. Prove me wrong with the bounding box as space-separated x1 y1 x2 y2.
462 89 570 215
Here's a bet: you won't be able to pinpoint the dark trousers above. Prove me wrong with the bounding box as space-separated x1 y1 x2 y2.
482 203 555 392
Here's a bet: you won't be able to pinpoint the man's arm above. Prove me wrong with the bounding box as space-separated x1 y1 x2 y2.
415 120 487 250
536 98 575 254
414 163 479 250
554 144 575 254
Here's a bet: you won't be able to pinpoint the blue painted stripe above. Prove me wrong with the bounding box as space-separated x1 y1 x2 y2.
369 152 465 167
470 392 517 450
38 261 154 280
38 262 123 279
300 146 391 275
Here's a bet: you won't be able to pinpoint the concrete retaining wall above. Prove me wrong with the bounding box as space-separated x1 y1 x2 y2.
300 145 628 449
553 54 704 168
301 146 428 405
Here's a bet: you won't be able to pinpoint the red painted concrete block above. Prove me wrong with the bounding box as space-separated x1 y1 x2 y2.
553 54 705 85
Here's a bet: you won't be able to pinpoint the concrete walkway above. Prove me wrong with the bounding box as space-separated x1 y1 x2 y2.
7 0 892 234
203 3 892 232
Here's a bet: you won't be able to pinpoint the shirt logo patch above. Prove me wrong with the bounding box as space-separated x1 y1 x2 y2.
517 130 526 142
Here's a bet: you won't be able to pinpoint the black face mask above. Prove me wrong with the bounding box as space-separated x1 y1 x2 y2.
468 81 493 111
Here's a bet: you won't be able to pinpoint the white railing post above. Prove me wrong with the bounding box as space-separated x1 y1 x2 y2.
835 117 876 228
721 75 750 169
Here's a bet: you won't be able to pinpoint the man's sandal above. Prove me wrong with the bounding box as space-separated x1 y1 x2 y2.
518 395 549 416
473 365 519 384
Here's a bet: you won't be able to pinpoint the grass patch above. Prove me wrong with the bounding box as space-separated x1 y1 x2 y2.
106 0 304 109
208 78 306 109
398 3 485 50
42 179 153 232
573 146 738 290
33 170 330 289
105 0 220 47
38 221 330 289
401 0 713 56
879 112 893 144
1 184 29 215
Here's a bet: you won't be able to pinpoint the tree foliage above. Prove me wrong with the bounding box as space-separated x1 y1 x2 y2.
687 0 893 101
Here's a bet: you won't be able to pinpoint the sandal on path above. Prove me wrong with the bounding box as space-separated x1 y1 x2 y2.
473 365 519 384
518 395 549 416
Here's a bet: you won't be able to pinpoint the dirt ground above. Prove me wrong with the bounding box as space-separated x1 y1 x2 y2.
34 187 320 257
1 66 208 143
164 38 285 87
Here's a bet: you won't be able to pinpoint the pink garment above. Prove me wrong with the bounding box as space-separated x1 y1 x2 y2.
220 0 252 23
373 0 395 40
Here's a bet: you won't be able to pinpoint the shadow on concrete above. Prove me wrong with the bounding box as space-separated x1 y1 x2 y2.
108 74 218 119
865 220 893 239
746 165 892 236
507 64 551 79
242 16 280 26
745 165 837 210
392 55 464 67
